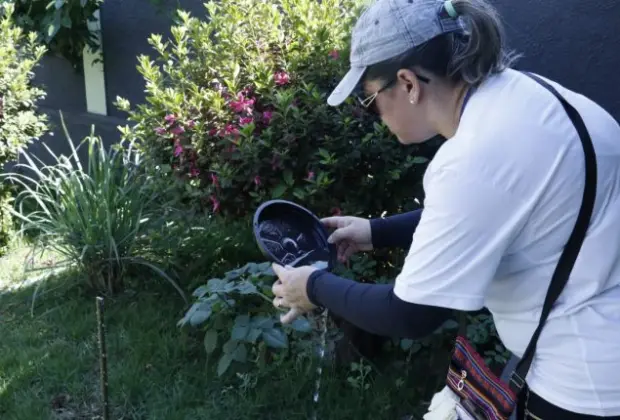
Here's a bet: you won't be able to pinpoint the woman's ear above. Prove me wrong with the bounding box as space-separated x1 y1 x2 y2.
397 69 420 104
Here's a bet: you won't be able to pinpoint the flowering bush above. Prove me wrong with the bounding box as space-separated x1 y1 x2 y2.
0 3 48 256
117 0 434 219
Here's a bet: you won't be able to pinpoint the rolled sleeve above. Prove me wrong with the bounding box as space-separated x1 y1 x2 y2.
394 167 529 311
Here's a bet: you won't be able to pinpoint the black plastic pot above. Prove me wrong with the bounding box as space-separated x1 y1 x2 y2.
252 200 336 269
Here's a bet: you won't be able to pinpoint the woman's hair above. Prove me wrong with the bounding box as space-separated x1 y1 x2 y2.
364 0 521 87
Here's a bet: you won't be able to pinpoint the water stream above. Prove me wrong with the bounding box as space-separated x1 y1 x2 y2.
312 308 329 420
257 221 331 419
309 260 329 420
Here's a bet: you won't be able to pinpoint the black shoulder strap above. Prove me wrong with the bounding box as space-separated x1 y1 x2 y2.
507 72 598 394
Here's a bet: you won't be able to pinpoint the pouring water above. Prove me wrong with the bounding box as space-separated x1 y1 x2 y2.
309 261 329 420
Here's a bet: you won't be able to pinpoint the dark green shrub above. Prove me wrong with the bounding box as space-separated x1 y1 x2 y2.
9 0 103 69
117 0 433 220
0 3 48 256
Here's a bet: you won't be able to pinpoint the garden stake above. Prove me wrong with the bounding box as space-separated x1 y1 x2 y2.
96 297 110 420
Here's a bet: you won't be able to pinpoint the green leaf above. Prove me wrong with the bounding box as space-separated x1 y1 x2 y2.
412 156 429 164
61 15 72 29
207 279 234 293
400 339 413 351
236 281 257 295
290 317 312 333
271 184 287 198
204 330 218 354
262 327 288 349
251 316 275 330
222 339 238 354
189 302 212 326
246 328 262 343
231 319 250 340
283 170 294 186
217 353 234 376
441 319 459 330
47 22 60 39
192 285 209 298
232 343 248 362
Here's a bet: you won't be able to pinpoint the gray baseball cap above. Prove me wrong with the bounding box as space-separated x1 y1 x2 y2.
327 0 464 106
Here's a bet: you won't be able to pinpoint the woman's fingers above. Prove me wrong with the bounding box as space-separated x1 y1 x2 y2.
320 216 348 229
327 225 355 245
272 279 284 297
281 307 301 324
337 242 351 262
341 243 357 261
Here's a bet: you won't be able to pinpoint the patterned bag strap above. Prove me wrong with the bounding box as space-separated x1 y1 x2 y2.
508 72 598 395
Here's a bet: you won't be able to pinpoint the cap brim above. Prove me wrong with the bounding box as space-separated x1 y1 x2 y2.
327 66 366 107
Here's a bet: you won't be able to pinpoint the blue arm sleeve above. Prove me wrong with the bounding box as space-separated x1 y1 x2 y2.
370 209 423 249
306 269 453 339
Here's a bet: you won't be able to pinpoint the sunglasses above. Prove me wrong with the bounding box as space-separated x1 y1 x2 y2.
356 73 430 115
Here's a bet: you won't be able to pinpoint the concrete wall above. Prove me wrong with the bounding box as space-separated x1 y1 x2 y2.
21 0 620 167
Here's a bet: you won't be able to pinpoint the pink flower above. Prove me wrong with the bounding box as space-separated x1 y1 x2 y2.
224 124 240 137
229 93 256 114
211 173 220 188
154 127 167 136
274 71 290 86
254 175 261 186
165 114 176 125
186 120 196 129
190 166 200 178
306 171 315 181
170 125 185 135
210 195 220 213
328 50 340 60
173 142 183 157
262 111 273 124
239 116 254 126
208 128 218 137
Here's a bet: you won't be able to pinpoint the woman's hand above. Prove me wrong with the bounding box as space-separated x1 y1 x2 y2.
321 216 373 263
271 264 318 324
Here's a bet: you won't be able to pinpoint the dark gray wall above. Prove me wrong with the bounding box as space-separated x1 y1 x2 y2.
100 0 208 119
494 0 620 119
22 0 620 167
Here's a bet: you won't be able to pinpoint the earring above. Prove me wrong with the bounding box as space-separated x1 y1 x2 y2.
409 98 415 104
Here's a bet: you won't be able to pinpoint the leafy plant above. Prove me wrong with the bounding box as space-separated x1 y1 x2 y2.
1 115 185 300
179 261 315 376
8 0 103 69
117 0 434 219
0 3 48 256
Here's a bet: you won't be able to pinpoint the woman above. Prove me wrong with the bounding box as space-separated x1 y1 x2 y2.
270 0 620 418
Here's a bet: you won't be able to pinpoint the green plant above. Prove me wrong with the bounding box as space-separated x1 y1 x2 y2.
0 3 48 256
9 0 103 69
178 261 316 377
117 0 435 219
347 360 372 392
1 116 184 300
